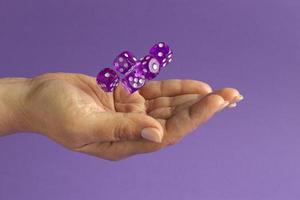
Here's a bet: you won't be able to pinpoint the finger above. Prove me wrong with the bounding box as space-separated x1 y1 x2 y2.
85 94 228 160
76 120 168 161
75 142 112 160
147 87 242 112
96 90 242 160
76 139 163 161
146 94 203 112
105 139 165 160
76 89 241 161
165 94 227 141
139 79 212 100
211 88 242 104
85 112 164 143
148 97 200 119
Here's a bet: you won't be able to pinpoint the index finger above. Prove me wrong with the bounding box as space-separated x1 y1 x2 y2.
139 79 212 100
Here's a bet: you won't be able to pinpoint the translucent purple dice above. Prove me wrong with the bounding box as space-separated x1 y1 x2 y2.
121 68 146 93
113 51 138 75
96 67 120 92
96 41 173 94
149 42 173 68
135 55 161 80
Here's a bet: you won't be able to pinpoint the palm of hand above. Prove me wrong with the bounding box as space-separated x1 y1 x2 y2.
26 73 240 161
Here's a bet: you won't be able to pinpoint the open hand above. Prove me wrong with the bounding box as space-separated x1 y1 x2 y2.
20 73 243 161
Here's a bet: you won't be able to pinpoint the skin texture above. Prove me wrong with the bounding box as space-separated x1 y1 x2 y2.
0 73 243 161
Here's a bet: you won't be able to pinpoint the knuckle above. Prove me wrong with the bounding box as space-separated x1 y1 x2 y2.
206 94 224 106
113 124 131 141
183 80 212 93
113 117 138 141
198 81 213 93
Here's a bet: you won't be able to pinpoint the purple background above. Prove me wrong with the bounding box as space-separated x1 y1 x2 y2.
0 0 300 199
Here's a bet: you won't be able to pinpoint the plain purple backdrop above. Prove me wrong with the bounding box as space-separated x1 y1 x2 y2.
0 0 300 199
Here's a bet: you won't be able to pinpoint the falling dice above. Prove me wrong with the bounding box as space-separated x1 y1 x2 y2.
121 68 146 93
113 51 138 75
149 42 173 68
135 55 160 80
96 67 120 92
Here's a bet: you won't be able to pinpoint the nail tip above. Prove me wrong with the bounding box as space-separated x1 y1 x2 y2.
228 103 237 108
236 94 244 102
218 101 228 111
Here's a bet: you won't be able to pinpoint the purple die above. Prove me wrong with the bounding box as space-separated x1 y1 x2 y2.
149 42 173 68
96 67 120 92
121 68 146 93
113 51 138 75
135 55 160 80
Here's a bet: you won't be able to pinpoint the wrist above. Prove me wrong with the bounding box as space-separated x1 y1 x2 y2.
0 78 32 136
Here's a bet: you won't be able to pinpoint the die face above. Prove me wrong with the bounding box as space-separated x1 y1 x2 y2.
113 51 138 75
136 55 160 80
121 69 146 93
149 42 173 68
96 67 119 92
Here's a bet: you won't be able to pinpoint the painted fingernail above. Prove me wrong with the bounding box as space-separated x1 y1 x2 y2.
141 128 163 143
218 101 229 112
234 94 244 102
228 103 237 108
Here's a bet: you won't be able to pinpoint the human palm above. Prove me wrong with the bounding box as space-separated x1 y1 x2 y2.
24 73 242 161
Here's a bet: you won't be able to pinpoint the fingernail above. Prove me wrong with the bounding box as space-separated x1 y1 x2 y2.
218 101 229 112
228 103 237 108
234 94 244 102
141 128 163 143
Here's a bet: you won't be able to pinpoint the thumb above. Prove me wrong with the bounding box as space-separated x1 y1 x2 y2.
89 112 164 143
